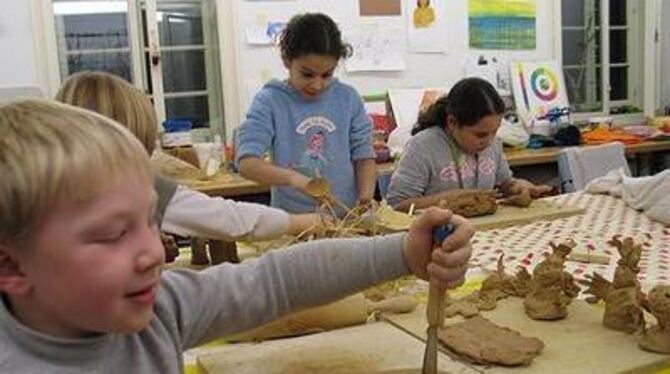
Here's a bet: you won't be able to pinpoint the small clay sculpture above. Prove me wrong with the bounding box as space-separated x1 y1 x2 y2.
440 189 497 218
438 316 544 366
444 256 531 318
499 187 533 208
523 240 580 320
640 285 670 353
581 237 645 333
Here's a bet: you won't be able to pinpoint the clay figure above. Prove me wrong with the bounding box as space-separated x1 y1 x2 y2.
581 237 645 333
444 256 531 318
523 240 580 320
640 285 670 353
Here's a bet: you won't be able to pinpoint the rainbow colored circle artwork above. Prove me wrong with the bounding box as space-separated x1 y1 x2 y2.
530 67 559 101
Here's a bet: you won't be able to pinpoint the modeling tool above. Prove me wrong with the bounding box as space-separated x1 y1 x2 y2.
422 224 454 374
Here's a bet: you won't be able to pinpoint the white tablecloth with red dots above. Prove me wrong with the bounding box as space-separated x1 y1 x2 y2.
469 192 670 290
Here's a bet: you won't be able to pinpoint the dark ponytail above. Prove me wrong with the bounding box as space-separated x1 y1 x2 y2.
412 77 504 135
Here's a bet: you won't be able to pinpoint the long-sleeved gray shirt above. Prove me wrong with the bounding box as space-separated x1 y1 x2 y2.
0 233 408 373
386 126 512 207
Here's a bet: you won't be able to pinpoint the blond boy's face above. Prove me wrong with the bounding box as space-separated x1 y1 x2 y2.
11 171 164 338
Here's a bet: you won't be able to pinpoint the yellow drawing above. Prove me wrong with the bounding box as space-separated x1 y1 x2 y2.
413 0 436 28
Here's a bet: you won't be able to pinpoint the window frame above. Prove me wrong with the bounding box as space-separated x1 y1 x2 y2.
555 0 662 119
32 0 236 140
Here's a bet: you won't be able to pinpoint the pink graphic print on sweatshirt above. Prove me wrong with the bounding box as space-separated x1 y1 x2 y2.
439 155 497 183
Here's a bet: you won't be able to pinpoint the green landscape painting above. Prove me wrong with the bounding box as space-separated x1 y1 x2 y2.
469 0 536 50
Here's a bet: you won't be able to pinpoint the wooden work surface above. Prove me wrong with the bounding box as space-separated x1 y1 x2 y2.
383 298 670 374
196 320 478 374
190 172 269 197
188 141 670 197
375 199 585 233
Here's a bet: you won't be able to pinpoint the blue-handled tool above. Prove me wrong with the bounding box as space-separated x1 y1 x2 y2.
422 224 455 374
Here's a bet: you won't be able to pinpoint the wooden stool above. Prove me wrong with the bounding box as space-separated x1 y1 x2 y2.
209 240 240 264
190 238 240 266
190 237 210 265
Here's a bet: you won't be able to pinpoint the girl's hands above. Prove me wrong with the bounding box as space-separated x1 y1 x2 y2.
402 207 474 290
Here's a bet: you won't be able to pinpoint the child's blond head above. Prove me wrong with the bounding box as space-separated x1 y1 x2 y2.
55 71 158 155
0 99 152 247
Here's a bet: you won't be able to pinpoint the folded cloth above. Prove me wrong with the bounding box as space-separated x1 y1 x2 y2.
584 167 625 197
586 169 670 225
582 126 643 145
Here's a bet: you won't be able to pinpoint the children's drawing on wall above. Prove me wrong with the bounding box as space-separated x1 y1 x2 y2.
510 60 569 124
406 0 447 53
245 20 286 45
359 0 401 16
465 55 512 96
345 28 405 72
413 0 435 28
469 0 536 50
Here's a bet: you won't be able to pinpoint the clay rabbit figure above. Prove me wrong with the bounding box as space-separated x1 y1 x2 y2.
524 240 580 320
581 237 645 333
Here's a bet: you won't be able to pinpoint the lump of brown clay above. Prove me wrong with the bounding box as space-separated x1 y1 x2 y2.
438 316 544 366
500 188 533 208
523 240 580 320
440 189 497 218
581 237 644 333
640 285 670 353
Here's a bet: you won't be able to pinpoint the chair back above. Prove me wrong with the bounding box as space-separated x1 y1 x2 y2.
558 142 631 192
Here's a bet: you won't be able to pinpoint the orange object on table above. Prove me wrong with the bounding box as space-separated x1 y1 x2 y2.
582 126 643 145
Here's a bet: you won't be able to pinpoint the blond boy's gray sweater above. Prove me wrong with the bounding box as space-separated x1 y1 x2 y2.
0 234 408 373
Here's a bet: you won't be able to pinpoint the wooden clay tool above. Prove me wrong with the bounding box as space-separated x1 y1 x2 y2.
422 224 454 374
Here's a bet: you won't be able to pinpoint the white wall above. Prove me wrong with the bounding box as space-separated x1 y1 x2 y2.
0 0 40 90
227 0 558 124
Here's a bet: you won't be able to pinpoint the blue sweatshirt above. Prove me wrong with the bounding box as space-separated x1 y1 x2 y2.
236 79 374 214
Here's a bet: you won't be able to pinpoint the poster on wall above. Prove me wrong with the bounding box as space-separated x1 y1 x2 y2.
469 0 536 50
510 60 569 122
345 28 405 72
407 0 447 53
359 0 401 16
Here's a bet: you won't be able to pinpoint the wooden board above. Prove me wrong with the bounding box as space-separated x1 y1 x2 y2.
467 200 585 231
376 200 585 233
383 298 670 373
197 321 480 374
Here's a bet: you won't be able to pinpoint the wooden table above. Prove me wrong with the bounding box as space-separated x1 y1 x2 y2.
503 140 670 167
383 299 670 374
196 320 478 374
191 140 670 198
193 173 269 197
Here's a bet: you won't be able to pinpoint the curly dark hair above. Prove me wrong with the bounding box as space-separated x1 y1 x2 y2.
279 13 352 62
412 77 504 135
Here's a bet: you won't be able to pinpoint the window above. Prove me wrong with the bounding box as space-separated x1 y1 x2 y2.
560 0 644 114
52 0 224 135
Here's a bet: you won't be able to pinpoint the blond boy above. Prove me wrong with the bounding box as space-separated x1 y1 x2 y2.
56 71 316 242
0 99 472 372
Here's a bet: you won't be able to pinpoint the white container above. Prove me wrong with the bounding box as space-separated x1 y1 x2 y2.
161 131 192 147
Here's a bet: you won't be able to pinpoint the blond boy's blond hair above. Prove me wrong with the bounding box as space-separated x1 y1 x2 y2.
0 99 152 246
55 71 158 155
